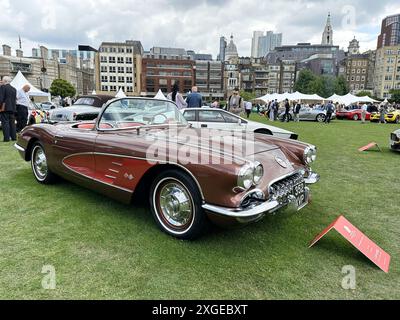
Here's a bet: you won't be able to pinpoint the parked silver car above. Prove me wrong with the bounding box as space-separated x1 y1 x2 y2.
279 106 336 122
48 95 114 122
181 108 299 140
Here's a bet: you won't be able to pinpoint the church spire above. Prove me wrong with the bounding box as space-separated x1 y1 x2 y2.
322 13 333 46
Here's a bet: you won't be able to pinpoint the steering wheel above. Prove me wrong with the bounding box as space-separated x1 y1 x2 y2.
149 113 168 125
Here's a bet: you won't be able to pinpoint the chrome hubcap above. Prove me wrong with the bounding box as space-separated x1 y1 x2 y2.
33 147 48 179
159 182 193 227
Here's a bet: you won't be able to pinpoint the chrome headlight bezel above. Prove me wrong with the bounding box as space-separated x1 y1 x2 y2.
253 162 264 185
304 146 317 165
237 162 265 190
238 164 255 190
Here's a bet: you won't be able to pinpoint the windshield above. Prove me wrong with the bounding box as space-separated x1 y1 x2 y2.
73 98 95 106
98 98 188 129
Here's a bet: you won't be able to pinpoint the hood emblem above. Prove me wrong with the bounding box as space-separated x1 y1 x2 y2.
275 156 288 168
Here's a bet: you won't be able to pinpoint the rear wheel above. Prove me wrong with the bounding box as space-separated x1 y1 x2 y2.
31 142 57 184
150 170 207 240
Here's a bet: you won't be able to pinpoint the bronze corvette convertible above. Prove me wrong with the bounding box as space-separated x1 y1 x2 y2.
15 97 320 239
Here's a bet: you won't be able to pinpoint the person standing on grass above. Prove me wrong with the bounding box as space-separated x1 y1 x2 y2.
282 99 291 122
0 76 17 142
186 86 203 108
379 104 386 124
361 103 368 124
167 83 187 110
293 101 301 122
269 101 275 121
245 100 252 119
226 88 244 116
16 84 31 132
324 100 334 124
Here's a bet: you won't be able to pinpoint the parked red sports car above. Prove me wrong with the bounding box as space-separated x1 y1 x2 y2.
336 109 371 121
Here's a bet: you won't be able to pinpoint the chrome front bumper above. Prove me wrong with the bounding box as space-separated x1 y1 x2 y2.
203 187 311 223
14 143 25 152
304 172 320 184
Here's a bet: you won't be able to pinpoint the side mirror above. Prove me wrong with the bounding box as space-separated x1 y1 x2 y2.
238 119 242 125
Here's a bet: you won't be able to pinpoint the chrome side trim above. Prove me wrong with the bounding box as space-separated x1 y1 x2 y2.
14 144 25 152
61 152 205 200
61 161 133 193
203 200 280 218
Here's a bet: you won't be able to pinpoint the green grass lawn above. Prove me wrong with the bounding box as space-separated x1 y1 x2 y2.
0 117 399 300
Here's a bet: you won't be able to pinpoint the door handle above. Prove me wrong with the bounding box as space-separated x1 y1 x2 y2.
201 124 208 128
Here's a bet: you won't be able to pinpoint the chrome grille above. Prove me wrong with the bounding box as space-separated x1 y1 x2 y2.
269 173 305 205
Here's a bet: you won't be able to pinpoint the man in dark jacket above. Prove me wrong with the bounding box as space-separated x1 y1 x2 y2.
282 99 291 122
0 76 17 142
186 86 203 108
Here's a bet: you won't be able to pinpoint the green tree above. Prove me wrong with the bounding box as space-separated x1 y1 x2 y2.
334 76 349 95
356 91 372 97
240 90 257 102
308 77 325 97
294 69 316 94
50 79 76 98
389 89 400 103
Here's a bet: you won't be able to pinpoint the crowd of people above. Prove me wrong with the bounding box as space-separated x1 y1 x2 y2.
166 86 255 118
0 76 34 142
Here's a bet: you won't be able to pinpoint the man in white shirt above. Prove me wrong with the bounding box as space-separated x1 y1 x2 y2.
16 84 31 132
245 101 252 118
361 103 368 124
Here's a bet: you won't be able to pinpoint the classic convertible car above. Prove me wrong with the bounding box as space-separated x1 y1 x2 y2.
15 97 320 239
48 94 114 122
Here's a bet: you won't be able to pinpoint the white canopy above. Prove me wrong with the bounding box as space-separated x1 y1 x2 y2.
327 93 379 105
10 71 50 99
256 91 325 103
154 89 167 100
115 88 127 98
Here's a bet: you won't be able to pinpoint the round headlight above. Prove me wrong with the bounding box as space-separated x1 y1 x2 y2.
253 162 264 185
238 165 255 190
304 146 317 165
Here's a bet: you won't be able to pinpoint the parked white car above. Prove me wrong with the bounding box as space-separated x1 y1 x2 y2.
181 108 298 140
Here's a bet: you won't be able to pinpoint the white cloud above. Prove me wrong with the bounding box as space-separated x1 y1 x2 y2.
0 0 398 57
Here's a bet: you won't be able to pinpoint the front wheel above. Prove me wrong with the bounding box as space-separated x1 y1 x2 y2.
353 114 359 121
31 142 57 184
150 170 207 240
316 114 326 122
395 116 399 124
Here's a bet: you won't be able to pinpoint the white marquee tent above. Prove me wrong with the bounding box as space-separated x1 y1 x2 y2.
154 89 167 100
10 71 50 100
115 88 127 98
327 93 379 105
256 91 325 103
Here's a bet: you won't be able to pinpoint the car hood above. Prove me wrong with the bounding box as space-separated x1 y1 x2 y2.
117 126 281 160
246 119 295 135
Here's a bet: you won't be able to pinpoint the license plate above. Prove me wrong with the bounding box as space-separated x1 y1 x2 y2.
293 182 306 207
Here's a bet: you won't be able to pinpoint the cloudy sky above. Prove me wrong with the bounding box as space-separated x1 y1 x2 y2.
0 0 398 57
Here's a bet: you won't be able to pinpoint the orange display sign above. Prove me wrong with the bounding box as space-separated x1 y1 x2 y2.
358 142 381 152
310 216 391 273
